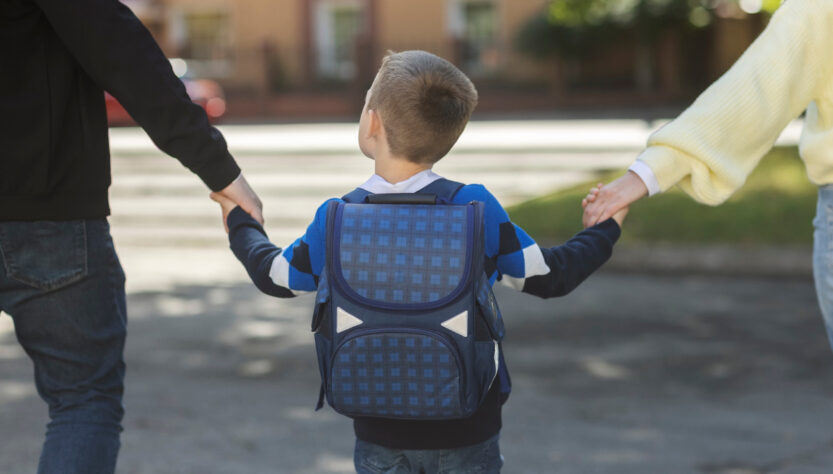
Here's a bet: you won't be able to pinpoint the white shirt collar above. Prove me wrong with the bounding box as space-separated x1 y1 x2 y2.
358 169 443 194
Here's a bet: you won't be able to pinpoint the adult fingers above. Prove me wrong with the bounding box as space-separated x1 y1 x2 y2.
583 188 606 226
218 174 265 225
582 200 603 228
586 171 649 226
209 191 231 204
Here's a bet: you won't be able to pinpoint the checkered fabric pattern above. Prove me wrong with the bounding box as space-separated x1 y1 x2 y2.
330 333 461 418
338 204 469 304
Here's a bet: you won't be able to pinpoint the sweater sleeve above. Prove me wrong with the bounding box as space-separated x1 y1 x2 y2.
457 185 621 298
637 0 833 205
33 0 240 191
227 201 334 297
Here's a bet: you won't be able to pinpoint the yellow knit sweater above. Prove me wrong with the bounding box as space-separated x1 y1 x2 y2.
637 0 833 205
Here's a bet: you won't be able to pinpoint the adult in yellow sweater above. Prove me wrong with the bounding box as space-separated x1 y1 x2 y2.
582 0 833 347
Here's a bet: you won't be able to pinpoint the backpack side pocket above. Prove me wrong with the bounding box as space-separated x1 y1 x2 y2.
473 340 499 403
313 332 332 410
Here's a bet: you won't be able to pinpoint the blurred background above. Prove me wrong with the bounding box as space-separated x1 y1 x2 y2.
3 1 833 473
117 0 779 121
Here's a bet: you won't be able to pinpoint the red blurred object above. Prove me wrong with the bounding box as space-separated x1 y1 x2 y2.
105 78 226 126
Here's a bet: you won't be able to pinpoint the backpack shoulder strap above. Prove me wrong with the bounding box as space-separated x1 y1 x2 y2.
416 178 465 201
341 187 372 203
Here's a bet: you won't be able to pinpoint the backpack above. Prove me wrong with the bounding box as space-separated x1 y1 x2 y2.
311 178 507 420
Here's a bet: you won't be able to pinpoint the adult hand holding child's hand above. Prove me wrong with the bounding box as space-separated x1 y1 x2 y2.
582 171 646 228
582 183 629 228
216 174 264 226
209 192 240 233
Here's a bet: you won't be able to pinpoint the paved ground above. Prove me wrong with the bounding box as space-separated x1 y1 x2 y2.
2 274 831 473
1 121 830 473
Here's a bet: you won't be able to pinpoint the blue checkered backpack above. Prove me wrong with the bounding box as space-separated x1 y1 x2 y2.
311 178 507 420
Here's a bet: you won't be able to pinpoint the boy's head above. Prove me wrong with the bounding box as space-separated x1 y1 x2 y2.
359 50 478 165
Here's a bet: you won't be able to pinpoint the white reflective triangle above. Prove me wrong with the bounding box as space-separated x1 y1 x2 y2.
337 307 363 333
481 341 500 390
441 311 468 337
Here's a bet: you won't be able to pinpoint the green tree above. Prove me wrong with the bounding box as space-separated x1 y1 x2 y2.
517 0 777 59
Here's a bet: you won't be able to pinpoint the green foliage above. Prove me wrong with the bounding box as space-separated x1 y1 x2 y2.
508 147 816 245
547 0 691 29
761 0 781 13
516 0 771 58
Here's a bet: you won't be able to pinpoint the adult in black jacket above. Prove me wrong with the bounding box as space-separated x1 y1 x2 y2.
0 0 263 472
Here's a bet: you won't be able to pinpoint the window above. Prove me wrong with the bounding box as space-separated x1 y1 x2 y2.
448 0 498 75
315 0 364 80
170 10 234 77
182 12 231 61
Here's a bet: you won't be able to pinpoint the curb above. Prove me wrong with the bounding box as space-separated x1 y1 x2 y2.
107 119 803 156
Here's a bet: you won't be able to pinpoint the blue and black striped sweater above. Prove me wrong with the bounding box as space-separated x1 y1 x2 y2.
226 171 620 449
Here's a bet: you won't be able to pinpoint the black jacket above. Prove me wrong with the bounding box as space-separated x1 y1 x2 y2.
0 0 241 221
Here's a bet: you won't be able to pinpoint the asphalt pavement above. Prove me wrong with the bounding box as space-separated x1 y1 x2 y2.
2 274 831 473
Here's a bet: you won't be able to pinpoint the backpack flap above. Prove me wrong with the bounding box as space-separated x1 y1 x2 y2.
330 202 476 309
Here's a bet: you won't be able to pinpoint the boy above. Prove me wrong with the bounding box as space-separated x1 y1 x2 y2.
211 50 626 473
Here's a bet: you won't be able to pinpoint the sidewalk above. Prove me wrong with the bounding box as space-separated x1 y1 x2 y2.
108 119 805 156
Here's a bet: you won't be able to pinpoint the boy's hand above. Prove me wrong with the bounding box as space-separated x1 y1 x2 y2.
582 184 628 228
611 207 629 228
210 192 239 233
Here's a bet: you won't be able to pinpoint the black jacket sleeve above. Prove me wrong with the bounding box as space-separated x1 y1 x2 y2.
522 219 621 299
227 207 295 298
33 0 240 191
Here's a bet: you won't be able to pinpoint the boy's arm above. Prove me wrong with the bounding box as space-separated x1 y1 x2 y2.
226 202 331 297
511 220 620 298
462 185 620 298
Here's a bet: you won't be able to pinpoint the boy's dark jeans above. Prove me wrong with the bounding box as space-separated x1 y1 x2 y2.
354 434 503 473
0 219 126 474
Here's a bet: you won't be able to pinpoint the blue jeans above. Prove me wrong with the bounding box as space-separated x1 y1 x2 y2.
0 219 126 474
354 434 503 474
814 185 833 351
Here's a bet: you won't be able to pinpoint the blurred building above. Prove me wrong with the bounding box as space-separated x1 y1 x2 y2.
125 0 768 119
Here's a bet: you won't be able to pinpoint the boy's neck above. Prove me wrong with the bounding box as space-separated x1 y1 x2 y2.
373 155 432 184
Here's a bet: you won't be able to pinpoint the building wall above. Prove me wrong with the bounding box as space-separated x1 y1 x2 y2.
376 0 448 55
374 0 547 82
151 0 552 91
153 0 303 93
231 0 303 93
145 0 761 106
497 0 549 82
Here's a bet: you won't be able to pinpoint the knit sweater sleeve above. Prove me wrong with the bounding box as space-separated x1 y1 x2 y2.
455 185 621 298
637 0 833 205
227 200 335 297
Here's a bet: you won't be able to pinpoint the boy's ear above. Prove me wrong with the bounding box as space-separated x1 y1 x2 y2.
367 109 383 137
